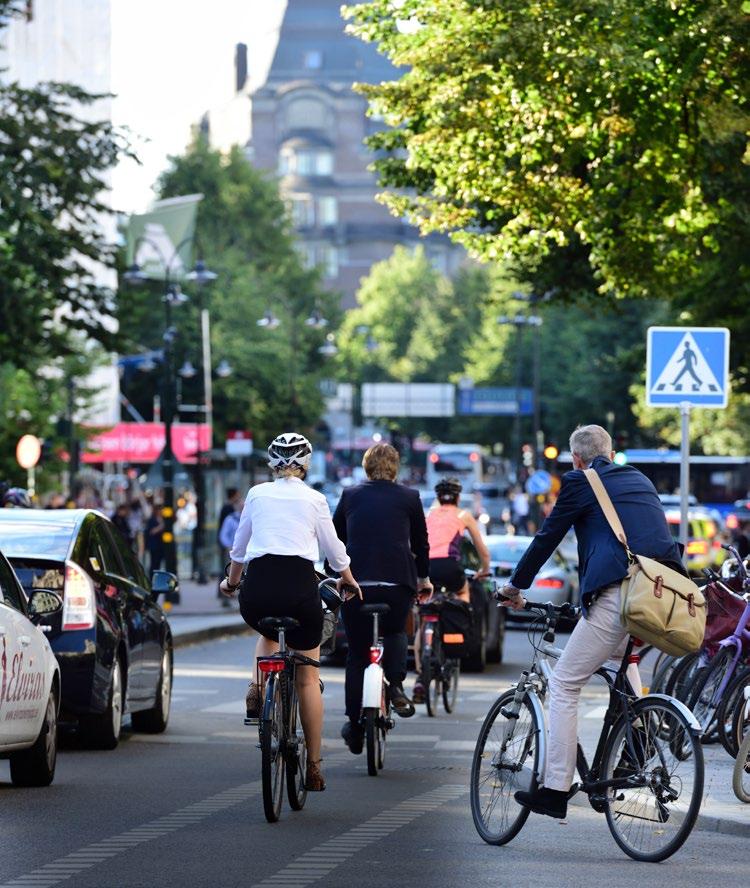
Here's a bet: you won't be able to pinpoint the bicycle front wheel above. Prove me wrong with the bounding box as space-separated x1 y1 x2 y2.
285 682 307 811
442 659 460 714
260 675 285 823
602 696 704 862
470 688 540 845
732 729 750 803
717 666 750 757
687 647 734 739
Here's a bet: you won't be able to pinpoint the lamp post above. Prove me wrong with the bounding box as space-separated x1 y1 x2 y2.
123 239 216 578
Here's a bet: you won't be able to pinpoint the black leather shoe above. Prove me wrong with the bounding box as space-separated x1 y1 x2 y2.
341 721 364 755
514 786 568 819
389 683 416 718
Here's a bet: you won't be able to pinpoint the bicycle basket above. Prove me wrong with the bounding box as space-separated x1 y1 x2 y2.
440 598 474 657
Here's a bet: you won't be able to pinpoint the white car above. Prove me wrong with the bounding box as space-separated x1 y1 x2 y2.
0 550 62 786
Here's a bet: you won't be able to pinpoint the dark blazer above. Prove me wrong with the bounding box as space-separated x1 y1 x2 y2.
332 480 429 591
511 456 686 605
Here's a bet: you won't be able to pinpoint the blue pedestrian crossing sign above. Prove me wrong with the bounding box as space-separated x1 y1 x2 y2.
646 327 730 408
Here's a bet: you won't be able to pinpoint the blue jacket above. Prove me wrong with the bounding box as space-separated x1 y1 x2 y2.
510 456 686 606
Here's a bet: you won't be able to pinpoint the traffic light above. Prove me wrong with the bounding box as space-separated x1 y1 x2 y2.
521 443 534 467
614 451 628 465
543 443 559 461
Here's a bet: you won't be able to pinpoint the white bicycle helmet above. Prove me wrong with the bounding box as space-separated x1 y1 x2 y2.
267 432 312 470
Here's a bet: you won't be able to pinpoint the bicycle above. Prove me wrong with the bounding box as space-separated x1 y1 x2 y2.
358 603 395 776
732 726 750 802
417 595 462 717
685 544 750 749
470 598 705 862
251 616 321 823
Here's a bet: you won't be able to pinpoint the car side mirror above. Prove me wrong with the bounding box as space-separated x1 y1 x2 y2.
27 589 63 622
151 570 179 601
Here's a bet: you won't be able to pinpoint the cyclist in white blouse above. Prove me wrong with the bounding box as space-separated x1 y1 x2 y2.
220 433 360 791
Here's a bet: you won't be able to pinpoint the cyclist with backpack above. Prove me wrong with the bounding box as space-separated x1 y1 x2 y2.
220 433 361 791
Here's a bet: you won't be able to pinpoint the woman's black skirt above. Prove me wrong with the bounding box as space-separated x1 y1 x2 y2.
429 557 466 594
239 554 323 651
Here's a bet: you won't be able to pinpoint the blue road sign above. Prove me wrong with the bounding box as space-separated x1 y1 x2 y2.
457 387 533 416
646 327 730 408
526 470 552 495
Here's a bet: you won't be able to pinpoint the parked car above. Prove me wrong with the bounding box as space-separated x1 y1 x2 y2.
0 550 62 785
0 510 177 750
663 508 721 575
486 534 579 627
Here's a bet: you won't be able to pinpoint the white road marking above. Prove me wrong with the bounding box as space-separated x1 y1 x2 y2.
251 785 467 888
433 740 477 752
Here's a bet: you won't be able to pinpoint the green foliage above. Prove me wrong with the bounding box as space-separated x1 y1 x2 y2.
344 0 750 315
0 2 131 366
117 141 340 443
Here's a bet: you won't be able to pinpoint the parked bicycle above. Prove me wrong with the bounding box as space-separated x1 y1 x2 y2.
470 597 704 862
686 545 750 753
358 603 395 776
732 727 750 802
417 594 463 717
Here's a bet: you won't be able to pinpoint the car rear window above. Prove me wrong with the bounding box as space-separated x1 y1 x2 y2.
10 560 65 594
0 522 72 560
488 538 532 563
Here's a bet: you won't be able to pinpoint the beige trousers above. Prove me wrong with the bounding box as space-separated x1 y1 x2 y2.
544 584 630 792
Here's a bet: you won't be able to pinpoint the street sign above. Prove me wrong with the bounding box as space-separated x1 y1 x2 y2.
16 435 41 469
646 327 730 408
361 383 455 418
525 470 552 495
457 387 533 416
226 430 253 457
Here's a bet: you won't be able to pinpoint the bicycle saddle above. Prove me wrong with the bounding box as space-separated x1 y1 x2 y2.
259 616 300 632
360 603 391 616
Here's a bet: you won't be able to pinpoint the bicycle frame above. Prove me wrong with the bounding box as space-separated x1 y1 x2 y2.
362 611 385 710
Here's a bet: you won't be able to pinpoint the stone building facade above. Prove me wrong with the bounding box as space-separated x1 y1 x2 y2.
247 0 465 308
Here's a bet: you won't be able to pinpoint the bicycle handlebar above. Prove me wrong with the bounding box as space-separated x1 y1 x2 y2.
721 543 749 584
491 588 581 620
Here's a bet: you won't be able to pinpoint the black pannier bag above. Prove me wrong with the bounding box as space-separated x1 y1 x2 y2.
440 598 474 658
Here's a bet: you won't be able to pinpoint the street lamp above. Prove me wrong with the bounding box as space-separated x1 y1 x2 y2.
257 309 281 329
122 239 216 579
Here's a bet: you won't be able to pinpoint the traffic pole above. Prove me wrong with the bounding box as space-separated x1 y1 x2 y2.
679 401 690 566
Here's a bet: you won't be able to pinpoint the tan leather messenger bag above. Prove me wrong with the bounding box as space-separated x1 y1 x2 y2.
584 469 706 657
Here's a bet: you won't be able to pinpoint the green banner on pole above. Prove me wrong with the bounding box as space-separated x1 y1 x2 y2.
126 193 203 281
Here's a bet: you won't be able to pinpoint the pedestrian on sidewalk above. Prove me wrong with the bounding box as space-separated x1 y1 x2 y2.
332 442 432 754
145 499 165 572
217 499 242 608
216 487 239 586
501 424 687 820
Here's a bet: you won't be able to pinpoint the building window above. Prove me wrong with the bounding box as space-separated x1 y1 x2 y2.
318 196 338 226
320 245 339 278
290 196 315 228
303 50 323 70
281 147 334 177
285 97 328 130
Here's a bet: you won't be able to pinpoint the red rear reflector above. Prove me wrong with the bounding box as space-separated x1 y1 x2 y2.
369 646 382 664
258 659 285 673
429 453 439 463
443 633 464 644
469 452 480 463
536 578 564 589
422 614 439 623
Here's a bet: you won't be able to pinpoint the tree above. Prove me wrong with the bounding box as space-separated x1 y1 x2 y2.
344 1 750 324
0 0 131 367
117 141 340 442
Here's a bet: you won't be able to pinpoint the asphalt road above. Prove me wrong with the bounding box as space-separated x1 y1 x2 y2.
1 628 747 888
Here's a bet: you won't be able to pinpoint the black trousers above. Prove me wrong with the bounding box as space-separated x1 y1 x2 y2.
342 584 413 722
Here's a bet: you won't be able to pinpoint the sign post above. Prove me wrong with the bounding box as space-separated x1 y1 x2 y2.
16 435 41 497
647 327 730 558
226 431 253 485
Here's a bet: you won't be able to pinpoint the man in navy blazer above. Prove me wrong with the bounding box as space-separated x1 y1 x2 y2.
503 424 685 819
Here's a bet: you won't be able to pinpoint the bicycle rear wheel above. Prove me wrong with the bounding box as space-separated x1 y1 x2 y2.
732 729 750 803
602 696 703 862
648 653 677 696
470 688 540 845
260 675 285 823
442 659 460 714
365 708 381 776
717 666 750 757
732 675 750 752
285 682 307 811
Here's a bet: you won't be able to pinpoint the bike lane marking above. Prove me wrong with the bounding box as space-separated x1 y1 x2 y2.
250 784 467 888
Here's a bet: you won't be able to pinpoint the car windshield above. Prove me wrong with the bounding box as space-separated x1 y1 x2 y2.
0 521 72 559
487 537 532 563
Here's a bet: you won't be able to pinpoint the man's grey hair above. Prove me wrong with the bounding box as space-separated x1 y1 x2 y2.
569 425 612 464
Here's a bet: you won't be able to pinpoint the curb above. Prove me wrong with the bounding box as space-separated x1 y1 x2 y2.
172 622 250 649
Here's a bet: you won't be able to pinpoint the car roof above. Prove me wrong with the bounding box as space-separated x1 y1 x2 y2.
0 508 99 532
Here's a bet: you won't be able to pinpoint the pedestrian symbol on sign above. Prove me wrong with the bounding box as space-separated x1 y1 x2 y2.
650 332 722 399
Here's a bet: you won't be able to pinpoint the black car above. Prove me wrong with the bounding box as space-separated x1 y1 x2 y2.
0 509 176 749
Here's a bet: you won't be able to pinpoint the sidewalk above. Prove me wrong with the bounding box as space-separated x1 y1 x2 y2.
163 578 247 648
